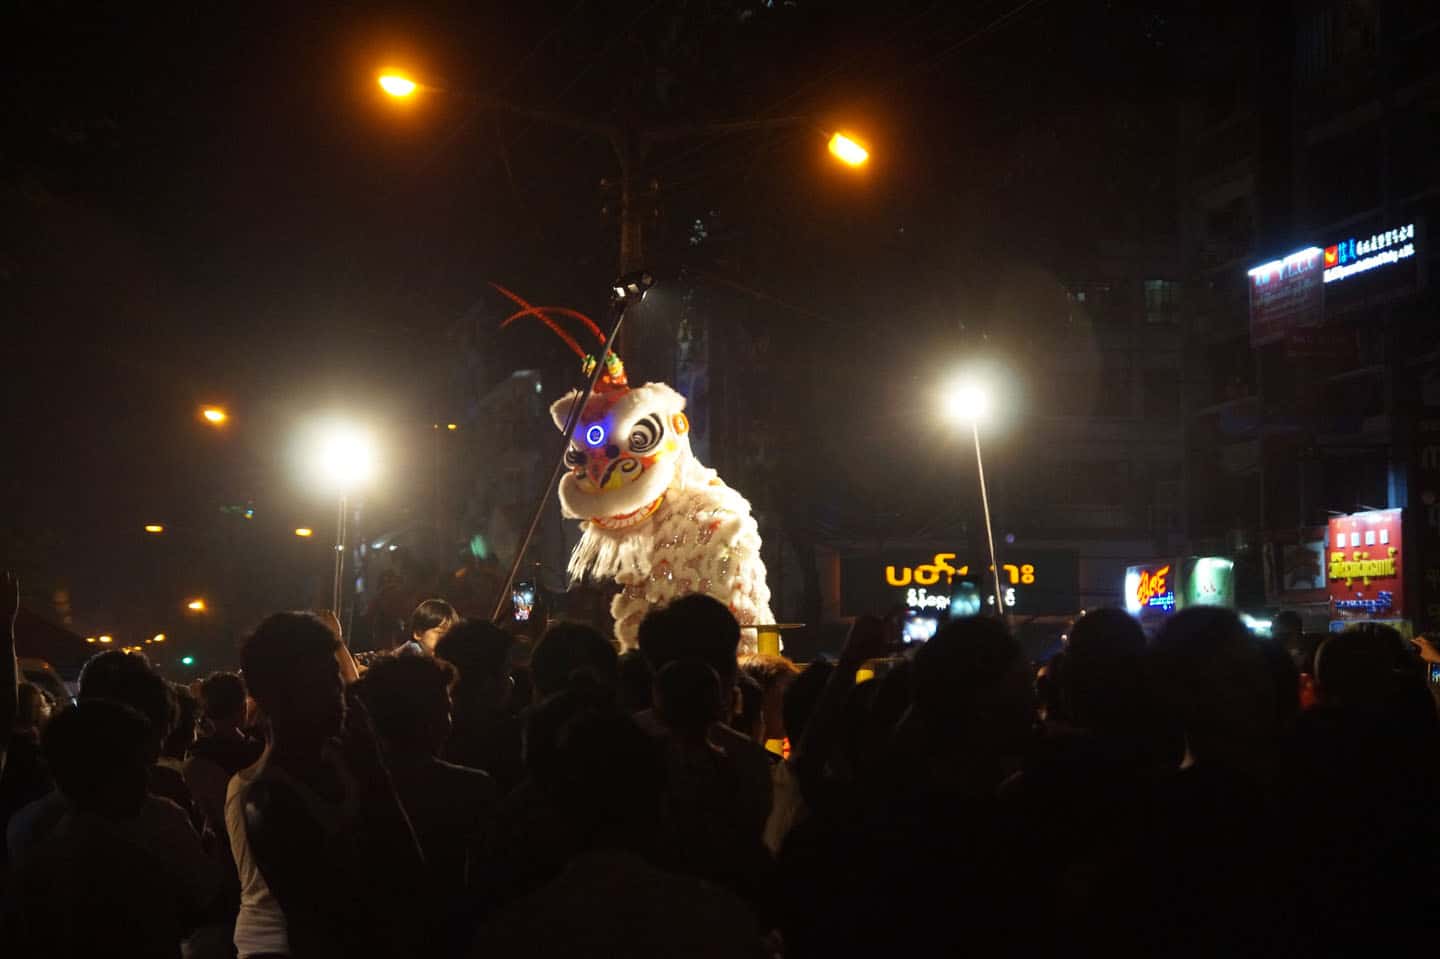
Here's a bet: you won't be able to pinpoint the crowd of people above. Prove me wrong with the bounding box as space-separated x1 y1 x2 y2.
2 566 1439 957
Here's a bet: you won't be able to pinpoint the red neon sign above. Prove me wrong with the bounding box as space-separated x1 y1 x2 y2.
1135 565 1172 607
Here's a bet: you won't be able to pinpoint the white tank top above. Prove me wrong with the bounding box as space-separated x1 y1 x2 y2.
225 752 339 958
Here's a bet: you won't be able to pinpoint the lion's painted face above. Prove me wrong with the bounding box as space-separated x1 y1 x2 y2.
550 382 690 528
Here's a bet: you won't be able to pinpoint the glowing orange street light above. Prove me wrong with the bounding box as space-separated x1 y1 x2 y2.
144 524 165 534
378 74 418 98
294 527 314 538
186 598 207 612
827 132 869 168
446 423 458 431
201 406 228 426
152 633 166 643
98 635 113 644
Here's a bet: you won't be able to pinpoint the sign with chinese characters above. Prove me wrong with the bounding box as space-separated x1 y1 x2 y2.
1124 556 1235 626
1328 509 1405 622
1248 247 1324 346
1323 223 1417 284
838 549 1078 617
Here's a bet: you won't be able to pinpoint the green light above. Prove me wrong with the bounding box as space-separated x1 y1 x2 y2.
180 655 196 667
468 534 489 560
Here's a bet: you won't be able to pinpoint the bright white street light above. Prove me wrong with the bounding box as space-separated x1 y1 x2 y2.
317 425 376 493
942 371 1005 617
943 379 991 423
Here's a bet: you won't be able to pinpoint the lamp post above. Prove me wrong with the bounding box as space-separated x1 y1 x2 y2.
314 424 376 618
945 378 1006 617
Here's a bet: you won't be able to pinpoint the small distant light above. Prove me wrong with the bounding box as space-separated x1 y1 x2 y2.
144 524 165 534
152 633 166 643
180 655 196 667
85 636 96 643
534 381 543 394
202 406 228 425
388 544 398 551
186 598 207 612
446 423 458 431
98 635 113 644
243 508 254 520
295 527 314 538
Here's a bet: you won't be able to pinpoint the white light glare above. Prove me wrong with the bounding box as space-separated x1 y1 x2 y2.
317 425 376 492
1247 247 1322 278
943 379 990 423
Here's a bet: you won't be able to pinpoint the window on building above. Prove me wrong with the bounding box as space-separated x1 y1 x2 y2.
1144 280 1180 325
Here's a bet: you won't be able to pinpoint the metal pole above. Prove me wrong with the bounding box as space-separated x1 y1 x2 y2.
491 299 632 622
332 494 348 615
972 419 1006 617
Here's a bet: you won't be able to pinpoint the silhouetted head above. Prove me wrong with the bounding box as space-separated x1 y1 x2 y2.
783 660 835 746
44 700 152 819
1315 623 1413 710
241 612 344 739
914 617 1034 761
741 654 801 740
410 598 459 652
654 659 726 742
162 682 198 760
15 682 53 733
1150 607 1276 775
1062 608 1147 735
616 648 655 714
198 671 248 729
359 654 456 757
79 650 174 760
637 593 741 688
525 678 665 852
531 621 619 700
434 619 514 710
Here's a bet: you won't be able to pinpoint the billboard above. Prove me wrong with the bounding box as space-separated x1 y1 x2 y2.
1328 509 1405 622
1124 556 1235 628
1248 247 1324 346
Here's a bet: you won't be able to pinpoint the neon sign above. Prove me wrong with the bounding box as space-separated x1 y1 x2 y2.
1322 223 1416 284
884 553 1035 588
1132 564 1175 611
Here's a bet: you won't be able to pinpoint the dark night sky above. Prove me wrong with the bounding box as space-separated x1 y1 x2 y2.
2 0 1214 643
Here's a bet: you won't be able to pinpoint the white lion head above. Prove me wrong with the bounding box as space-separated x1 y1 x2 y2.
550 381 692 530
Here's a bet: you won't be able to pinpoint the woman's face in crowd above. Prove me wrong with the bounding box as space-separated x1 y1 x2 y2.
417 616 457 653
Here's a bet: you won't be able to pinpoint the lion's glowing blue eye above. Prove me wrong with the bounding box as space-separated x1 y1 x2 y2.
585 424 606 447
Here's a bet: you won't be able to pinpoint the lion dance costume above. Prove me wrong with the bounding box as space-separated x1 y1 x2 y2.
497 285 774 651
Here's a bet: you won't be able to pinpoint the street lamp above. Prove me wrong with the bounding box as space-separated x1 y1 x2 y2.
943 374 1005 617
201 406 228 426
313 423 376 615
378 73 419 97
294 527 314 538
144 524 165 534
827 132 869 168
185 598 207 612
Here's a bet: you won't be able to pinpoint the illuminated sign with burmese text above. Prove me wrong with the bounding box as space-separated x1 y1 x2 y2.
1125 557 1234 623
1328 509 1405 621
839 549 1078 617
